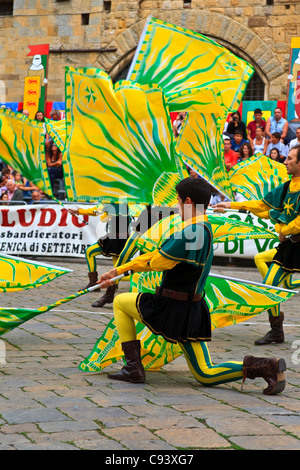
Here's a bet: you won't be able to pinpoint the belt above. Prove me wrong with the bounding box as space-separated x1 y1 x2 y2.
289 234 300 243
155 287 202 302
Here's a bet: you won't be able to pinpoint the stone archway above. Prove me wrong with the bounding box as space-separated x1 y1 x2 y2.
96 11 284 98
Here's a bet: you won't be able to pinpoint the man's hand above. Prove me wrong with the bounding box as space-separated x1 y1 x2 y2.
212 201 232 212
278 231 288 243
68 208 79 216
98 268 118 288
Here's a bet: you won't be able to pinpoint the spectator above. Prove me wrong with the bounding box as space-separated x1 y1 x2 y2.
253 126 268 155
0 166 13 191
172 112 187 138
265 107 289 143
6 179 23 201
21 109 30 117
0 191 9 205
230 130 248 153
187 166 199 178
268 148 282 163
29 189 43 204
35 110 45 122
246 108 266 141
209 191 230 206
265 132 288 162
50 109 61 121
223 135 238 171
46 142 64 191
238 142 254 162
289 127 300 149
226 111 247 140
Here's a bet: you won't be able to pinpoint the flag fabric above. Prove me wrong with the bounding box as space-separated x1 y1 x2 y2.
0 108 53 195
79 270 294 373
176 112 233 199
135 213 277 254
45 118 66 153
0 286 94 336
63 67 185 204
228 154 290 200
0 253 72 292
127 17 254 113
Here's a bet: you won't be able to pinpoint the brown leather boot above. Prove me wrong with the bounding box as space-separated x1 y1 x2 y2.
92 284 118 308
108 340 146 383
83 271 100 291
242 355 286 395
255 314 284 345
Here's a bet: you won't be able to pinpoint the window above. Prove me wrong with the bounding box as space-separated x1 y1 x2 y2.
183 0 192 7
0 0 14 16
243 71 265 101
104 1 111 12
81 13 90 25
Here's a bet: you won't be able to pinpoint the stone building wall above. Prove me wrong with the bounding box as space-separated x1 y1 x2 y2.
0 0 299 104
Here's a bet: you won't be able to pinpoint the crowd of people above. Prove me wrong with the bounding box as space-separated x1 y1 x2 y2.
173 107 299 173
0 107 65 204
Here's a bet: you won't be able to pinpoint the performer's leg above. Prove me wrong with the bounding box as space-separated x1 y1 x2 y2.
254 249 277 279
180 341 243 386
83 243 103 290
180 341 286 395
255 263 290 345
92 232 140 308
107 292 145 382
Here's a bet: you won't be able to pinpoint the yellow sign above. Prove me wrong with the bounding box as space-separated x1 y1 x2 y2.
23 75 40 119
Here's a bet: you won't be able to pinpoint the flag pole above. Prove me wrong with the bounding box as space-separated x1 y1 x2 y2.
210 272 299 294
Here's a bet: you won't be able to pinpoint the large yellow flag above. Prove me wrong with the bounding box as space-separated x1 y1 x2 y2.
63 67 185 204
127 17 254 113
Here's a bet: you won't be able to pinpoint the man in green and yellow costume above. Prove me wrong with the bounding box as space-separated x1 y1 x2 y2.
214 144 300 345
98 177 286 396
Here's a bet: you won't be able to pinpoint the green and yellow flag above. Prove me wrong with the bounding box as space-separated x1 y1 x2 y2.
127 17 254 113
135 213 277 254
63 67 185 204
229 154 290 200
79 271 294 373
0 108 53 195
0 253 72 292
45 118 66 153
176 112 233 199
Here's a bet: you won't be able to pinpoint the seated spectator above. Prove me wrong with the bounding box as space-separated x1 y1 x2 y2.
209 190 230 206
6 179 23 202
265 107 289 143
223 135 238 171
46 142 64 190
289 127 300 149
238 142 254 162
265 132 288 162
253 126 268 155
50 109 61 121
268 148 282 163
0 191 9 205
29 189 44 204
187 166 199 178
246 108 266 142
0 166 13 190
172 112 187 138
35 110 47 135
226 111 247 140
230 130 248 152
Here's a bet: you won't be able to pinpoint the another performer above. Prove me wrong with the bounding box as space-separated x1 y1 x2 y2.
213 144 300 345
98 177 286 395
70 204 133 307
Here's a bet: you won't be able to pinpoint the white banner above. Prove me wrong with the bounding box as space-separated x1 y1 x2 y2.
0 205 278 259
0 204 103 257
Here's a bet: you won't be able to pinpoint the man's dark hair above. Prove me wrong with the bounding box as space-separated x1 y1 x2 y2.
176 177 211 209
293 143 300 162
254 108 262 114
272 132 281 140
234 130 243 136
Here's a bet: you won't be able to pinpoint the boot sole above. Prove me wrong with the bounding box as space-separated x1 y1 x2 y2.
107 373 145 383
264 358 286 395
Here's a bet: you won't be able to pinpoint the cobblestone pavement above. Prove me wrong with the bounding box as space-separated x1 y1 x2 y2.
0 257 300 451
